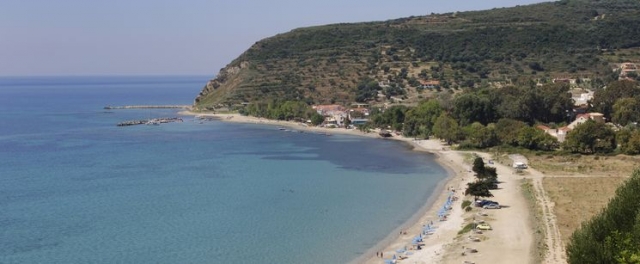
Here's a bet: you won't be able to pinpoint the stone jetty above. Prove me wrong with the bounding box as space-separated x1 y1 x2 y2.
105 105 191 110
117 117 183 127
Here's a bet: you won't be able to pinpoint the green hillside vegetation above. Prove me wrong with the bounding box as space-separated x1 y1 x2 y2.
566 169 640 264
195 0 640 108
363 80 640 154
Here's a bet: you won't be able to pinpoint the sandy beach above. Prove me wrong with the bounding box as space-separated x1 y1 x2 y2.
180 111 534 264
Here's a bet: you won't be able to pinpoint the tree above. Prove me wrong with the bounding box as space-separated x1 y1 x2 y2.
516 126 559 151
465 180 494 199
536 132 561 151
566 170 640 264
472 156 497 181
343 117 351 128
495 119 528 146
612 98 640 126
591 80 640 120
462 122 498 148
492 86 536 124
472 157 485 174
517 126 541 149
562 120 616 154
402 100 442 138
310 112 325 126
528 61 544 72
621 130 640 155
535 83 574 123
432 112 460 144
356 78 382 102
370 105 408 131
453 92 497 126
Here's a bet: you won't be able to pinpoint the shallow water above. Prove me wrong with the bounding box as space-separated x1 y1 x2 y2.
0 76 447 263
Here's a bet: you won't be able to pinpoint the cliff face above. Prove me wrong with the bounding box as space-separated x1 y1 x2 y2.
194 0 640 109
194 61 249 109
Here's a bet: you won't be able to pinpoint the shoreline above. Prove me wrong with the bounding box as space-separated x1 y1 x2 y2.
358 139 469 264
180 111 472 263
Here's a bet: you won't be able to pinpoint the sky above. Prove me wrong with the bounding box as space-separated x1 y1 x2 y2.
1 0 548 76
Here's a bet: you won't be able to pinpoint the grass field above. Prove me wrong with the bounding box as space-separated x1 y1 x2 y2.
526 154 638 245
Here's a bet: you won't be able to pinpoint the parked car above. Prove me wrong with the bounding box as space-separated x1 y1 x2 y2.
475 200 499 207
483 203 501 209
476 223 492 230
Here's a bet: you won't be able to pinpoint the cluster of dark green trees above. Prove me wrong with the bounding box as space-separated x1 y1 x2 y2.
363 80 640 154
562 80 640 154
365 83 573 151
465 157 498 198
566 170 640 264
234 79 640 154
239 100 324 125
242 0 640 76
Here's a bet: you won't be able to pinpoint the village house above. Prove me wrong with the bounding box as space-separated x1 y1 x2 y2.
553 78 577 85
419 80 440 89
536 125 568 143
350 118 369 126
378 81 391 88
556 127 571 142
570 89 594 107
313 104 345 116
617 62 638 80
537 112 605 142
313 104 347 126
348 107 370 119
568 112 604 129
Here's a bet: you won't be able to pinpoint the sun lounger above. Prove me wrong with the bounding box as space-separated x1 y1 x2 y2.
468 236 481 242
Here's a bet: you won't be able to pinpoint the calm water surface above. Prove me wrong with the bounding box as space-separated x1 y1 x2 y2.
0 76 447 263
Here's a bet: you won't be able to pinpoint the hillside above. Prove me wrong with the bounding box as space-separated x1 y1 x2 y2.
194 0 640 110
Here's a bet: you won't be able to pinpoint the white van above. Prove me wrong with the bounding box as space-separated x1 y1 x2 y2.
513 162 528 169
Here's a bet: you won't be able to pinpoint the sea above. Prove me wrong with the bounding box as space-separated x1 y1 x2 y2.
0 76 448 264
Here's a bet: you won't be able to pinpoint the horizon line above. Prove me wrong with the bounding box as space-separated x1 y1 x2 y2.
0 74 215 78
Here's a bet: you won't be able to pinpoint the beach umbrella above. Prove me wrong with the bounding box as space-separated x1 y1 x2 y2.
396 248 405 254
406 251 414 255
384 259 394 264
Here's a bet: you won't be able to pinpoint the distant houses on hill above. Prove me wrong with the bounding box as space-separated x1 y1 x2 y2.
312 103 371 128
616 62 639 80
537 112 606 142
419 80 440 89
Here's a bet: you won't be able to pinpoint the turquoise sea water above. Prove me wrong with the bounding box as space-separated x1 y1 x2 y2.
0 76 448 263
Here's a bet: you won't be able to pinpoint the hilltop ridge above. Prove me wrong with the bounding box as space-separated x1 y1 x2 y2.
194 0 640 110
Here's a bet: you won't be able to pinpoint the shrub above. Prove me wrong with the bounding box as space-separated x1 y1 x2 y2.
458 223 475 235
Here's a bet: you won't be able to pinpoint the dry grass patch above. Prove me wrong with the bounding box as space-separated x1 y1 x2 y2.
543 176 626 245
527 154 640 176
525 154 639 246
